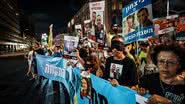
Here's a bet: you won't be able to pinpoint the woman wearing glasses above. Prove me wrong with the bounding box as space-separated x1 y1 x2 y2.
133 43 185 104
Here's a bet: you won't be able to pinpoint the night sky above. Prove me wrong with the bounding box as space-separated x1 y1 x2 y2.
19 0 86 36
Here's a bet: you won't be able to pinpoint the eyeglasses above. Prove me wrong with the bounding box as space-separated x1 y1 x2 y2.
157 59 179 66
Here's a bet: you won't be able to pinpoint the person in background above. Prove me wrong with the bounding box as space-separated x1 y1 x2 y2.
75 47 90 67
26 46 35 79
75 47 104 78
46 49 53 56
139 46 147 64
159 33 174 45
53 46 62 57
32 42 45 77
132 44 185 104
84 55 104 78
43 44 48 54
144 40 159 76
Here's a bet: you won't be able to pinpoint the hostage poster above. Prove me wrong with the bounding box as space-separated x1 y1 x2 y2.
89 1 106 47
63 35 79 59
122 0 154 44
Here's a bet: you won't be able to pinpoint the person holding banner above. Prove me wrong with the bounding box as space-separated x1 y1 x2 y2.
85 55 104 78
33 42 45 76
137 8 153 29
53 46 62 57
133 43 185 104
75 48 104 78
105 35 138 87
25 46 35 79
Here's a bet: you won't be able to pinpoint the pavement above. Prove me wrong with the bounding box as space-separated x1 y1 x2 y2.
0 53 69 104
0 56 43 104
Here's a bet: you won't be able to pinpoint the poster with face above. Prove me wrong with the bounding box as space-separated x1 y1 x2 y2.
64 35 79 59
110 63 123 79
80 71 92 99
75 24 83 39
89 1 105 46
84 20 91 38
122 0 154 44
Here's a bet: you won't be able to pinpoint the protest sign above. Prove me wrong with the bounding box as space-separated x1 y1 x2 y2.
63 35 79 59
122 0 154 43
89 1 106 47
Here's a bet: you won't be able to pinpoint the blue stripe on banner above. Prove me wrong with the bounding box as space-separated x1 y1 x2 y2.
36 55 137 104
122 0 151 17
45 80 54 104
36 54 70 93
59 82 65 104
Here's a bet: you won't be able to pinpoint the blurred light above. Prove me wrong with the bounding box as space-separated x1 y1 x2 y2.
16 13 19 16
68 22 71 27
71 18 74 25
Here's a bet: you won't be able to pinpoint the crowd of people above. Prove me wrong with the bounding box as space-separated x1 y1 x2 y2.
25 32 185 104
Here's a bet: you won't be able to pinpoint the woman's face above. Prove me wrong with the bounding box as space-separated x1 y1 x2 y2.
81 78 88 90
157 51 179 79
127 18 134 28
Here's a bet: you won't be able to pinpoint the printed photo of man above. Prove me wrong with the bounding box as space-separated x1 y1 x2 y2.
136 7 153 29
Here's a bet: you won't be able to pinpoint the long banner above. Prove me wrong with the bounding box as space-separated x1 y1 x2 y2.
122 0 154 44
36 54 137 104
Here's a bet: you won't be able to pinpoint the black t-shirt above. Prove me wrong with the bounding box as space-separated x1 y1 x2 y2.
139 73 185 104
105 56 138 86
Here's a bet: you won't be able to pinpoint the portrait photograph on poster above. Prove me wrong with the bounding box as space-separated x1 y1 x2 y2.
63 35 79 59
122 0 154 44
80 71 92 99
